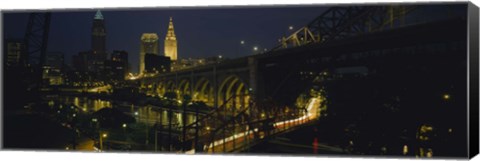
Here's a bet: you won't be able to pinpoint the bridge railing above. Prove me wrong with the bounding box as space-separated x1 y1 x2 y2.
179 93 255 151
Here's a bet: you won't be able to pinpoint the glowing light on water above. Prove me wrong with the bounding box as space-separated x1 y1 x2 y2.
426 149 433 157
74 97 80 107
48 101 54 107
403 145 408 155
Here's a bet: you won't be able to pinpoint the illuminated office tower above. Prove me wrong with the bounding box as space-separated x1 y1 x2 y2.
139 33 159 74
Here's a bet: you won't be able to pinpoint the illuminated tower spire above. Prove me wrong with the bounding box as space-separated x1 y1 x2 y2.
164 17 177 61
94 10 104 20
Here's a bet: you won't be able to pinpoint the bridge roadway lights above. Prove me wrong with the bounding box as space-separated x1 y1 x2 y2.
198 97 321 153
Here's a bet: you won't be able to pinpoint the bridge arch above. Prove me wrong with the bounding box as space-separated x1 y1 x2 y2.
164 80 176 94
218 75 250 110
177 79 192 98
193 77 214 106
155 81 166 96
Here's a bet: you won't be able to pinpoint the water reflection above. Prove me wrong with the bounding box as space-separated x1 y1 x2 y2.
48 96 112 112
135 107 197 126
47 96 199 128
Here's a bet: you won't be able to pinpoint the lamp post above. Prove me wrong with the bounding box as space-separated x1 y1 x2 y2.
145 107 149 145
194 103 200 152
239 40 245 56
168 102 173 151
182 97 187 152
155 110 164 152
122 123 127 135
154 125 162 152
100 132 108 151
253 46 258 55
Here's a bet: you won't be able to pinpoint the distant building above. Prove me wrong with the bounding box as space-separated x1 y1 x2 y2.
145 53 171 74
109 50 129 80
111 50 128 73
104 60 126 81
72 51 94 72
164 17 178 61
45 52 64 69
43 52 64 85
91 10 107 71
3 39 24 67
139 33 159 74
111 50 128 63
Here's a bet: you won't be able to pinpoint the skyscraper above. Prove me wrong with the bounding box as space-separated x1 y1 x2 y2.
139 33 159 74
3 39 24 67
111 50 129 79
164 17 177 61
92 10 107 64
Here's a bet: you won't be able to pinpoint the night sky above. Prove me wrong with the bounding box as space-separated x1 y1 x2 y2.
3 6 329 73
2 4 466 73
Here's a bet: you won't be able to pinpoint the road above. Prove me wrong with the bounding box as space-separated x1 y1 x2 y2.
199 97 322 153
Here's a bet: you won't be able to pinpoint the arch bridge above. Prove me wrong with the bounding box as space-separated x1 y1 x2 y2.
137 5 467 153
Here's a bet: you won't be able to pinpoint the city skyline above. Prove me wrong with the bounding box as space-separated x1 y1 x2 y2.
3 6 327 73
2 3 475 158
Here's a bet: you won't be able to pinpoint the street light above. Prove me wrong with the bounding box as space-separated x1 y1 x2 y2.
289 26 294 30
100 132 108 151
253 46 258 51
122 123 127 138
443 94 450 100
238 40 246 56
